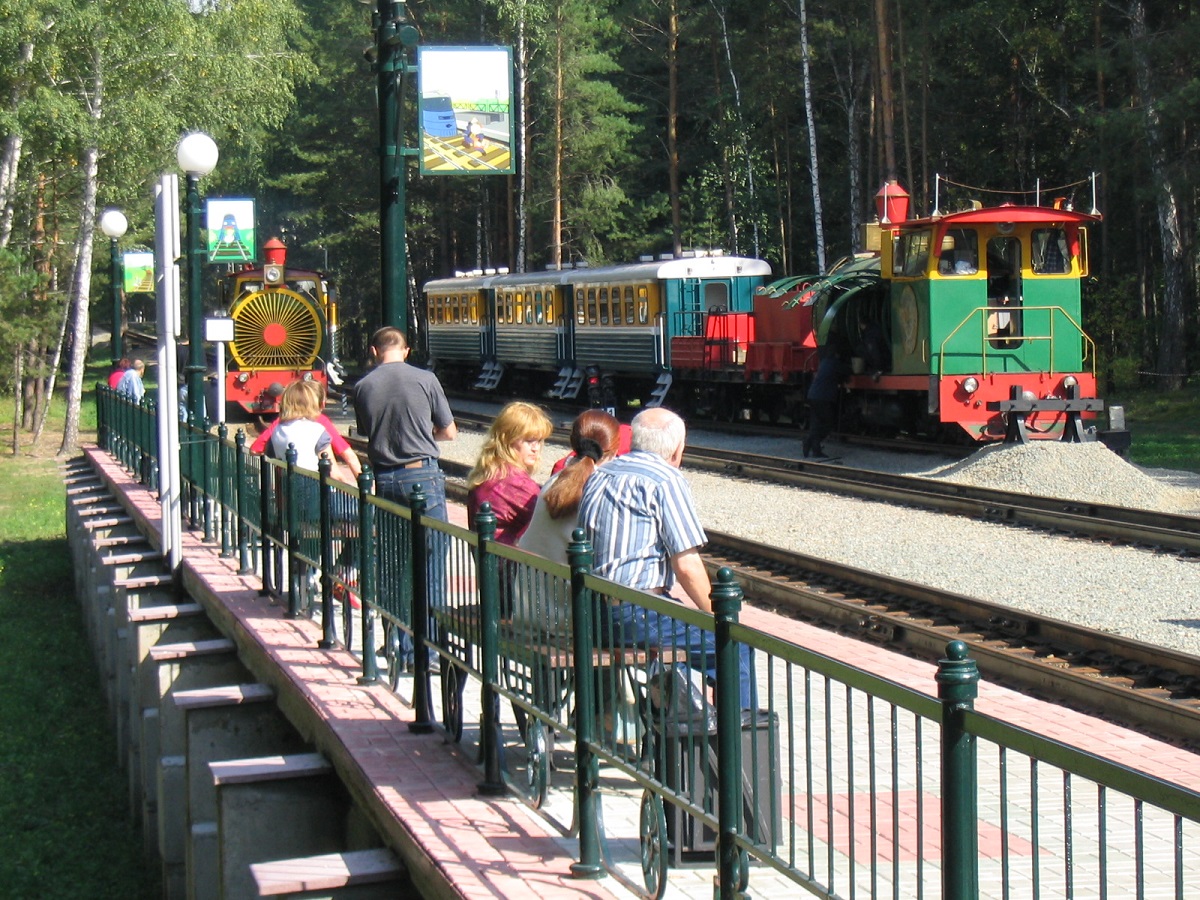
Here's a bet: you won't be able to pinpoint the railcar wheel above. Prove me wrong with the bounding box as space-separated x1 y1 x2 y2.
523 719 551 808
442 665 464 742
639 790 669 900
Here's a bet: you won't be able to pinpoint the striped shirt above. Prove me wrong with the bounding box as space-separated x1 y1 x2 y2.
578 450 707 592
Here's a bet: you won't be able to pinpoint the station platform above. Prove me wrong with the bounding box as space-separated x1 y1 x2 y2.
80 445 1200 899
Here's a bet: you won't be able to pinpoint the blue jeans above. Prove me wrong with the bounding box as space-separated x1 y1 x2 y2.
374 463 448 665
605 601 757 710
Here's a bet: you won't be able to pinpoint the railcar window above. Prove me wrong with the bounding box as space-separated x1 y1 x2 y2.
936 228 979 275
898 231 933 277
599 288 609 325
576 289 586 325
624 287 635 324
502 293 512 325
469 296 479 324
455 299 463 324
637 286 649 324
534 291 544 324
587 289 598 325
435 296 444 324
1032 228 1069 274
987 236 1023 347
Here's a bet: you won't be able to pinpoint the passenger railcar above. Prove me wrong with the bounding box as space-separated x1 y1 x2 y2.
424 253 772 406
218 239 342 416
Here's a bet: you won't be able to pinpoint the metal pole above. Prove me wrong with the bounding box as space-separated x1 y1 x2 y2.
110 238 123 364
713 567 747 898
376 0 403 332
937 639 980 900
568 527 603 879
185 173 206 428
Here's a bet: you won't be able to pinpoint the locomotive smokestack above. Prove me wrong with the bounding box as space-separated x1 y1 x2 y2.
263 237 287 267
876 181 911 224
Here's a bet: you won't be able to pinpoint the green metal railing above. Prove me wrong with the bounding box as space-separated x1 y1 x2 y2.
95 385 1200 899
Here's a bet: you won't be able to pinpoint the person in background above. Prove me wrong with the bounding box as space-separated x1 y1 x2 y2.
803 333 849 459
108 357 131 389
353 326 457 517
466 401 554 545
115 359 146 401
519 409 621 564
578 407 756 710
550 421 632 476
251 381 361 482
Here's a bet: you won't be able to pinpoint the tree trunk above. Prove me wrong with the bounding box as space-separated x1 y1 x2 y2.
515 10 529 272
1128 0 1187 389
0 42 33 249
668 0 681 256
797 0 826 272
551 0 564 267
874 0 896 180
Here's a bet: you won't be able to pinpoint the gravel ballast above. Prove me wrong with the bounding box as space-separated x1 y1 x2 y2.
437 415 1200 656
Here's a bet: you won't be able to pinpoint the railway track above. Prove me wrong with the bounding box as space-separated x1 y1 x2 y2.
448 409 1200 556
346 412 1200 744
427 455 1200 747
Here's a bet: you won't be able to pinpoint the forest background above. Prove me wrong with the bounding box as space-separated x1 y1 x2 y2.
0 0 1195 455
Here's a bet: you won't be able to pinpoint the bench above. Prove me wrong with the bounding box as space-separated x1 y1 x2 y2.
432 604 686 806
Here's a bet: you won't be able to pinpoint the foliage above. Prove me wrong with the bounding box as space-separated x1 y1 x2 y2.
0 248 51 394
0 388 157 896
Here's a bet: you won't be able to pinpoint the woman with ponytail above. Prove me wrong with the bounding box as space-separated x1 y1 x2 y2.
518 410 622 564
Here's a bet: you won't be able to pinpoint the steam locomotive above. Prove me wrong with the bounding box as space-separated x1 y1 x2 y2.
218 239 343 416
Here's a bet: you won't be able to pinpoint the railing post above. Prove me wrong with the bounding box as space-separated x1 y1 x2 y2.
713 567 748 898
357 468 379 685
285 444 301 619
937 639 980 900
235 430 252 574
258 453 273 597
186 413 199 531
201 416 214 543
217 423 231 557
318 457 336 649
474 502 506 795
568 528 603 879
408 485 435 732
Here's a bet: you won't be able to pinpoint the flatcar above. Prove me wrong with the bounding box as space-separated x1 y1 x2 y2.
217 239 343 416
425 177 1109 444
424 253 773 408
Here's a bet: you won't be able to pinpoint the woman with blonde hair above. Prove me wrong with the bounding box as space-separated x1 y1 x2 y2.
466 401 554 545
518 410 621 563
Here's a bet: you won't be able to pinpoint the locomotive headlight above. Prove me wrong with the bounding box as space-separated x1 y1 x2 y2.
1022 390 1037 403
236 372 250 384
302 372 314 381
1063 375 1078 389
962 377 979 394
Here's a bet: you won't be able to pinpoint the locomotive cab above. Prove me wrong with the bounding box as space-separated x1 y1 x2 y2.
877 201 1103 441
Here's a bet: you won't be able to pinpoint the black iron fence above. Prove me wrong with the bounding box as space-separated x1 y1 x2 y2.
96 384 1200 900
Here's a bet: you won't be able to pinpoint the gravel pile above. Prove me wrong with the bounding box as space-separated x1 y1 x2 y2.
439 420 1200 656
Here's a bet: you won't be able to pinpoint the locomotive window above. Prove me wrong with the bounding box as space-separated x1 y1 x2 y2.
937 228 979 275
1032 228 1069 274
898 231 933 277
637 286 649 324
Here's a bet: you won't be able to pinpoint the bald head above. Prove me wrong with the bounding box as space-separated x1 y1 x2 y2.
631 408 686 465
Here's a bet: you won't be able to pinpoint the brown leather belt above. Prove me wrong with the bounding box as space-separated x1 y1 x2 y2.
402 459 429 469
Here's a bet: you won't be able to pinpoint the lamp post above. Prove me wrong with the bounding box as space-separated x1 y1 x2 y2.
177 132 219 428
99 208 128 366
372 0 419 334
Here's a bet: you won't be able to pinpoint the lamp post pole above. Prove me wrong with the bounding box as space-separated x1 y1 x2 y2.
99 209 128 366
374 0 418 335
177 132 219 428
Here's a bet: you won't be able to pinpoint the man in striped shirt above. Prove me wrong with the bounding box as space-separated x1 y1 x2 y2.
579 408 755 708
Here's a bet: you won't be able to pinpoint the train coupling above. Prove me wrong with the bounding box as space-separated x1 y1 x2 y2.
987 383 1104 444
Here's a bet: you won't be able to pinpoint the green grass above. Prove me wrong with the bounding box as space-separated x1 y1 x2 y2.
0 377 159 898
1108 382 1200 473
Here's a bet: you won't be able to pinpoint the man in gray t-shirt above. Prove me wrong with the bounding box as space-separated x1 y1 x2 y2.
352 326 457 521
